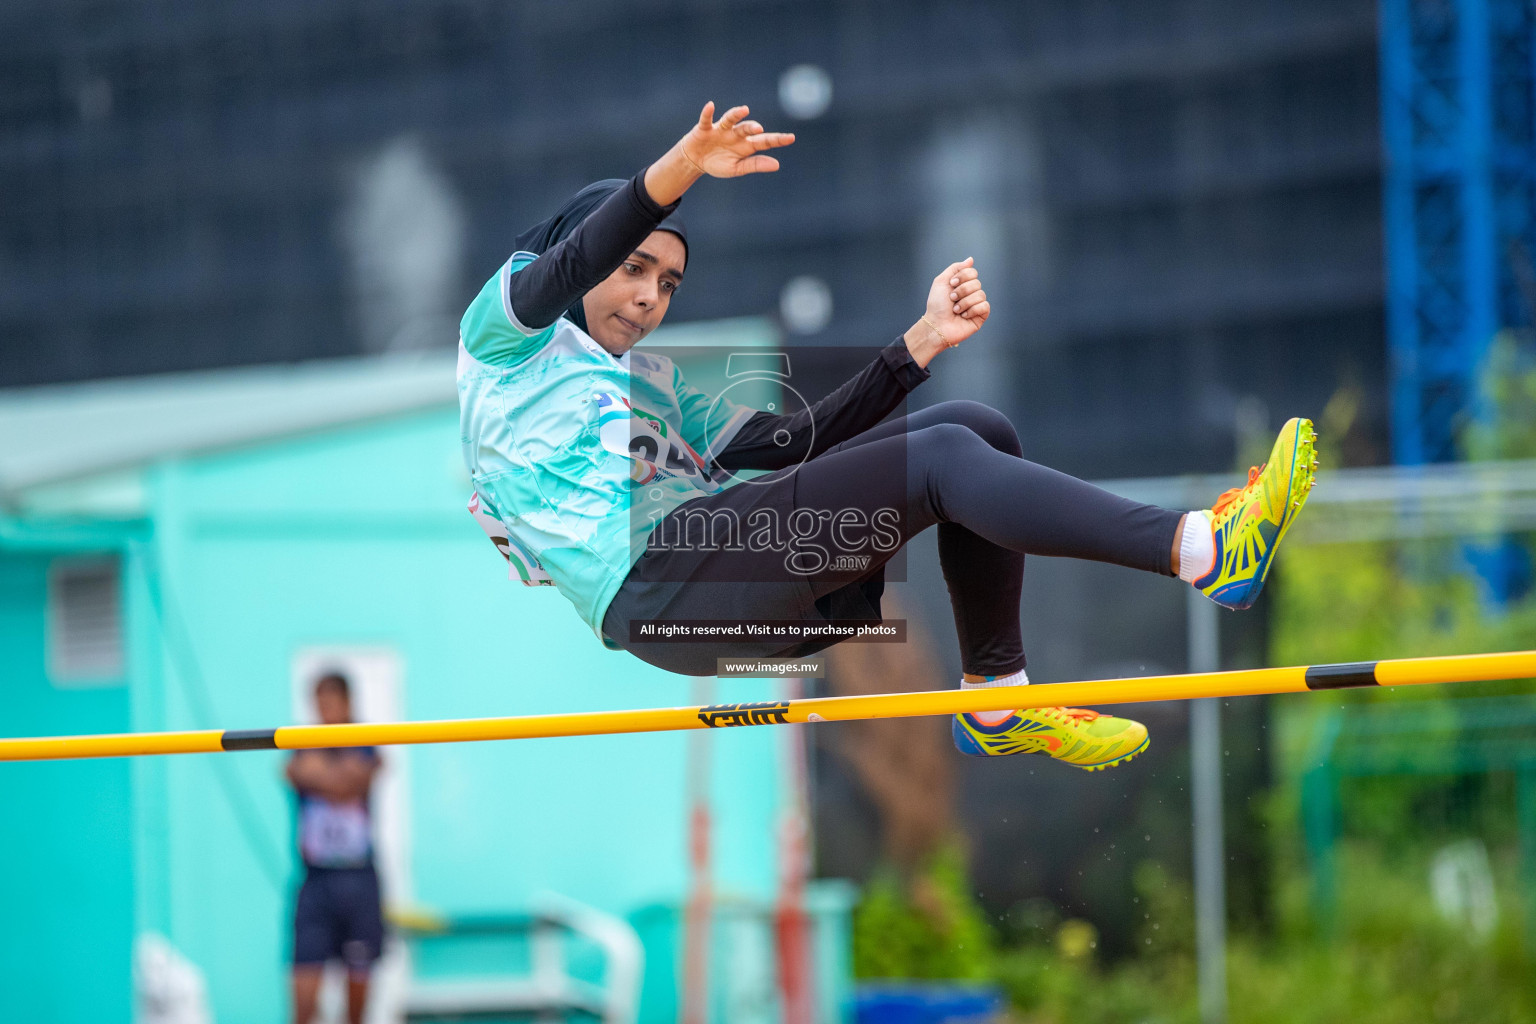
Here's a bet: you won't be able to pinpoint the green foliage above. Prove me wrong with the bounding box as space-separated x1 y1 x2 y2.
1271 537 1536 673
851 840 998 980
1267 533 1536 802
1220 842 1536 1024
1466 331 1536 461
850 817 1536 1024
990 847 1536 1024
1131 861 1196 960
996 945 1196 1024
1264 530 1536 849
995 861 1199 1024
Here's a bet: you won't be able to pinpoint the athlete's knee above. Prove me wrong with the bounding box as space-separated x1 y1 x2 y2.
907 422 993 479
927 400 1021 456
905 422 994 520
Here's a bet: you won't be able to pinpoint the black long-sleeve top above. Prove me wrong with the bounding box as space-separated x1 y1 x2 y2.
507 169 932 473
712 342 930 470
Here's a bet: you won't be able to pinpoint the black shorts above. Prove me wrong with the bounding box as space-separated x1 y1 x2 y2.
601 461 888 675
292 865 384 971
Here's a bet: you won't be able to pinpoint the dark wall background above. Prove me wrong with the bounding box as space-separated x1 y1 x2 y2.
2 0 1386 474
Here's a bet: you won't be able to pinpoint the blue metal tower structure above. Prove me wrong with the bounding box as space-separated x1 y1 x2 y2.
1381 0 1536 465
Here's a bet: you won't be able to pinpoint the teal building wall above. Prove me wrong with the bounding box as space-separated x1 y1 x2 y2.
0 552 135 1021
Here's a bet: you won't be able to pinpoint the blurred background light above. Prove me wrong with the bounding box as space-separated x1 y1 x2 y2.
777 64 833 120
341 136 466 354
779 275 833 334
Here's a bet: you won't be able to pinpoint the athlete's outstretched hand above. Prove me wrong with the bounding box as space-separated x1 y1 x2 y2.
682 102 796 178
904 258 991 369
646 103 796 205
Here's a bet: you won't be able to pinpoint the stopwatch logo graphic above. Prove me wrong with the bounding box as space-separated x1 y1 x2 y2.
703 351 816 486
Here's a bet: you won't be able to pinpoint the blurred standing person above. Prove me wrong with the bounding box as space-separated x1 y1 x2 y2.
285 672 384 1024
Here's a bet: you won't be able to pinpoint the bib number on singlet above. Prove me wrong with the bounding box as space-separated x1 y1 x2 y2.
595 391 722 494
299 800 372 867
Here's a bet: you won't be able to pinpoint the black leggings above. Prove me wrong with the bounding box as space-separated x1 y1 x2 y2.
607 401 1184 676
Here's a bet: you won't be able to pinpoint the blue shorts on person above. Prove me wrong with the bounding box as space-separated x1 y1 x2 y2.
292 865 385 971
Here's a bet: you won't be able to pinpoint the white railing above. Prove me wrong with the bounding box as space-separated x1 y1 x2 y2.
1097 458 1536 544
398 894 643 1024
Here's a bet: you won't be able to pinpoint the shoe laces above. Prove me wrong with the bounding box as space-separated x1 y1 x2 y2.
1212 463 1265 517
1052 707 1100 723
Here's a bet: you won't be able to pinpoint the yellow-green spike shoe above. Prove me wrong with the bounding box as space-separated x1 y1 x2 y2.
952 705 1150 770
1193 416 1318 610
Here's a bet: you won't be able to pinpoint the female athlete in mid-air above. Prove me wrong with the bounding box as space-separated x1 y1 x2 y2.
458 102 1317 771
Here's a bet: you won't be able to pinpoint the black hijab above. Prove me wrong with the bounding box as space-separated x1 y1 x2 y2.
511 178 689 334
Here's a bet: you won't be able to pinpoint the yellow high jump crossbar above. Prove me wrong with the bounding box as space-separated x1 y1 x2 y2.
1 650 1533 763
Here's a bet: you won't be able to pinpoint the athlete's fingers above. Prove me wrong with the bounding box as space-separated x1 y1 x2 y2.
949 267 979 287
735 120 763 136
737 154 781 175
941 257 975 286
955 289 988 315
698 102 715 130
751 131 796 150
719 105 750 130
949 280 984 302
961 299 991 322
